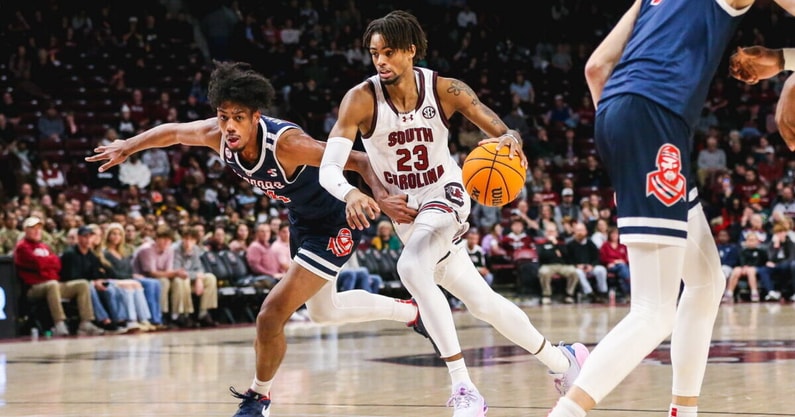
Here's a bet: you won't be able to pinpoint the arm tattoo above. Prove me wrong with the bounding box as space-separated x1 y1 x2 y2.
448 79 503 129
447 79 479 106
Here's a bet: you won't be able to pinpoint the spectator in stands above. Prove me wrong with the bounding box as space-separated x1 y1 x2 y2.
760 222 795 302
206 225 230 252
590 218 609 249
370 220 402 251
0 113 16 145
576 154 610 190
14 216 104 336
770 184 795 227
566 221 608 303
509 71 534 114
118 153 152 189
246 223 284 282
172 225 218 327
527 127 556 167
60 225 130 333
470 201 502 234
723 232 767 303
537 202 562 236
599 226 630 301
554 187 582 226
553 130 580 172
337 255 382 294
537 222 579 304
716 229 741 282
465 227 493 287
510 198 540 235
739 211 769 247
100 222 157 331
543 94 575 133
269 223 292 277
500 218 540 299
36 102 65 141
228 222 252 255
757 148 785 187
696 135 727 188
132 225 192 328
116 106 139 139
502 99 532 140
141 147 171 181
0 211 20 255
34 159 66 196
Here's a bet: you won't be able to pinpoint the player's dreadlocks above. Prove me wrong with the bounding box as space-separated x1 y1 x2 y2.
363 10 428 62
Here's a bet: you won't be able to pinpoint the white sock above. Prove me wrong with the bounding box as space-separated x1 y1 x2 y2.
535 340 569 374
669 404 697 417
446 358 472 388
250 377 272 397
548 396 587 417
171 313 179 321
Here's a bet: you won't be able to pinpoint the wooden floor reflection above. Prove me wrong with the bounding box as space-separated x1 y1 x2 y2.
1 302 794 417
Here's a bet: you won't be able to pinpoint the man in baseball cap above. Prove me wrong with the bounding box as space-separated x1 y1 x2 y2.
14 216 105 337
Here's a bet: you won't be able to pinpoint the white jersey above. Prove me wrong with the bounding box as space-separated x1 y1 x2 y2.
363 67 468 217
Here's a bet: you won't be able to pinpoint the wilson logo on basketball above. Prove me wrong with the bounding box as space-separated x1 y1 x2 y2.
327 228 354 257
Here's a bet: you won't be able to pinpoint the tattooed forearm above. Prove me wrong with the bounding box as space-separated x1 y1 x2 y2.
483 108 501 126
447 79 479 106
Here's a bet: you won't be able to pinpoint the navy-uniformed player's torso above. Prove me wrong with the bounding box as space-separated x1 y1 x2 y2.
219 115 344 220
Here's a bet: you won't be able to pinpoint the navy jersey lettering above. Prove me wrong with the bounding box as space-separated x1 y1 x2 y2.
220 116 346 222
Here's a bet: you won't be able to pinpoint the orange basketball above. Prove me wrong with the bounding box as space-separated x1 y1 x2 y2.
461 142 526 207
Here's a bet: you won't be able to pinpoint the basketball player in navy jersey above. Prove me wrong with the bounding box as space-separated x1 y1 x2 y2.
87 60 423 417
319 10 589 417
548 0 795 416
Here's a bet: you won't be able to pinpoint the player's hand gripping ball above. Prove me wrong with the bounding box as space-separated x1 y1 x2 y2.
462 142 526 207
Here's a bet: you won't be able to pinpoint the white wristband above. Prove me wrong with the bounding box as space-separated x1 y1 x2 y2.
319 137 356 202
501 133 520 144
784 48 795 72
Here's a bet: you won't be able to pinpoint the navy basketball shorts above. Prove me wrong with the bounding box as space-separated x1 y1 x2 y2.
289 214 363 281
594 94 696 246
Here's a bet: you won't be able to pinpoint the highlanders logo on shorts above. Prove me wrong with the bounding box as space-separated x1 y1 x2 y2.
327 228 354 257
646 144 686 206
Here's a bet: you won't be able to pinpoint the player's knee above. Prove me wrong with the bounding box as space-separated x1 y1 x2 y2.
396 256 423 290
255 304 289 338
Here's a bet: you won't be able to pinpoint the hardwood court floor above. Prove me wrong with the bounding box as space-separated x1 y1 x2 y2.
1 302 794 417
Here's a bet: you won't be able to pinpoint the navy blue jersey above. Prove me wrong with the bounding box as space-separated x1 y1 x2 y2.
600 0 747 128
220 116 347 224
220 115 359 279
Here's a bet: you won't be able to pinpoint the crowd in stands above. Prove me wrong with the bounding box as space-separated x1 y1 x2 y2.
2 0 795 336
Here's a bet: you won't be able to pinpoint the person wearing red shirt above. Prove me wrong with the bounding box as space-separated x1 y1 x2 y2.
599 227 631 301
14 216 104 336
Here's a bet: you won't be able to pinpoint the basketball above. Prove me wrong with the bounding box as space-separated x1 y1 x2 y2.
461 142 526 207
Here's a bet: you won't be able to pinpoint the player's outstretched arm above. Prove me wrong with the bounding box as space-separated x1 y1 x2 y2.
729 46 787 84
584 0 641 106
776 73 795 151
86 118 220 172
438 76 528 168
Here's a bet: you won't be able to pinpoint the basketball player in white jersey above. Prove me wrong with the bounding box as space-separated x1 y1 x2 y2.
319 10 589 417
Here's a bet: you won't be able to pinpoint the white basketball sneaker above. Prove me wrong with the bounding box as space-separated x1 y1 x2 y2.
447 382 487 417
549 342 590 395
